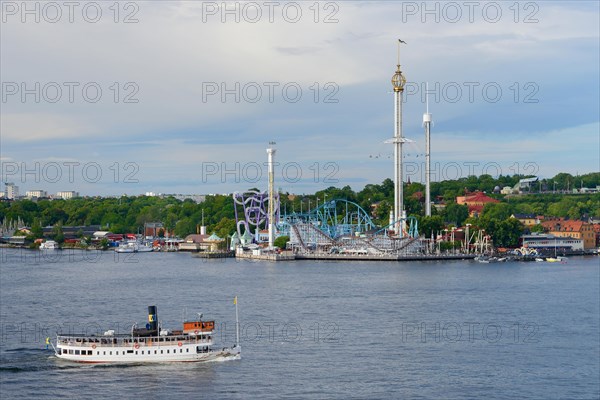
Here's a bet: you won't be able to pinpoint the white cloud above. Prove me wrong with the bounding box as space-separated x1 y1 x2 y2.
1 113 96 141
0 1 598 194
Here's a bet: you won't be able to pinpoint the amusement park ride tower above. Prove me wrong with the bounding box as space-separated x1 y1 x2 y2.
424 86 432 217
390 40 408 237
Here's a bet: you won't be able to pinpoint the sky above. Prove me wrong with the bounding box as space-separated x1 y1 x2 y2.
1 0 599 196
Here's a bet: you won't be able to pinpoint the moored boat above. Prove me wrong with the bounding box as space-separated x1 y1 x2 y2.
53 304 240 363
115 242 154 253
39 240 59 250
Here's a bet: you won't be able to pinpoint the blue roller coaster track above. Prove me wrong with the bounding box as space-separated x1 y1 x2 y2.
279 198 418 239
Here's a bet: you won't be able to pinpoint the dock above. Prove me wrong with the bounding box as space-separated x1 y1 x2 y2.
232 251 477 262
235 252 296 261
192 251 235 258
295 253 477 262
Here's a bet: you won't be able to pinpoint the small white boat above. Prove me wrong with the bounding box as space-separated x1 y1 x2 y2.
115 242 153 253
39 240 58 250
136 243 153 252
535 258 545 262
53 304 241 364
115 242 135 253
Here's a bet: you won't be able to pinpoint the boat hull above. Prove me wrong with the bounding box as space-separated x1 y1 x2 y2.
55 341 240 364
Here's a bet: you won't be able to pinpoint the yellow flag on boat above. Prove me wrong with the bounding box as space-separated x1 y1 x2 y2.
233 296 237 305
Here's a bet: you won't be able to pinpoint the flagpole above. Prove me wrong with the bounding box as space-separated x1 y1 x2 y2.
234 296 240 347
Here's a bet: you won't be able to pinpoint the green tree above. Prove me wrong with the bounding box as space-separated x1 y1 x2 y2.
482 203 514 220
211 217 236 239
418 216 444 238
52 223 65 244
30 219 44 240
483 218 523 247
99 238 109 250
174 218 197 238
443 203 469 226
274 235 290 249
530 224 545 233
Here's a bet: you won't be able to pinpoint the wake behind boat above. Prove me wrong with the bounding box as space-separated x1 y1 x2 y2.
53 303 241 364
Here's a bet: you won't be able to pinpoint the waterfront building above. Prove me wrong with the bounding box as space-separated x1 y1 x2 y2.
541 219 596 250
593 224 600 247
42 225 101 239
180 234 209 251
144 222 164 238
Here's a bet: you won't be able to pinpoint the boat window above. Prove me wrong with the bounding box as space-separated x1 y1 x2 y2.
154 350 157 354
97 352 100 355
110 351 112 355
161 350 163 354
167 350 170 353
186 348 189 352
75 350 80 355
87 350 92 355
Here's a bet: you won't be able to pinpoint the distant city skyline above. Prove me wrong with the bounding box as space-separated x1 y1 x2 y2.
1 1 599 196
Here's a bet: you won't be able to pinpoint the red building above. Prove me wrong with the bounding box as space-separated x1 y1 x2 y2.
456 192 499 217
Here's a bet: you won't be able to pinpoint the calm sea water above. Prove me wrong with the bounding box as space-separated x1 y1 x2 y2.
0 249 598 399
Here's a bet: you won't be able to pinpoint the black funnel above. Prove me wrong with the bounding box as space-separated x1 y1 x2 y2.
148 306 158 333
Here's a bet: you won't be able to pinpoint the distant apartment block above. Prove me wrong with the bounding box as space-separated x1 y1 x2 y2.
26 190 48 198
56 191 79 200
144 192 205 203
5 183 19 199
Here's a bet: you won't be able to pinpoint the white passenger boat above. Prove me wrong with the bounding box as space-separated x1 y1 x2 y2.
53 304 240 363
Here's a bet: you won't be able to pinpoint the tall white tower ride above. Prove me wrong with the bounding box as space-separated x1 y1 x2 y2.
266 142 276 249
391 40 407 236
423 86 432 217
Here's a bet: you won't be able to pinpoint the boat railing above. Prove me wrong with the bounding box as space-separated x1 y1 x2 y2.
56 334 213 347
